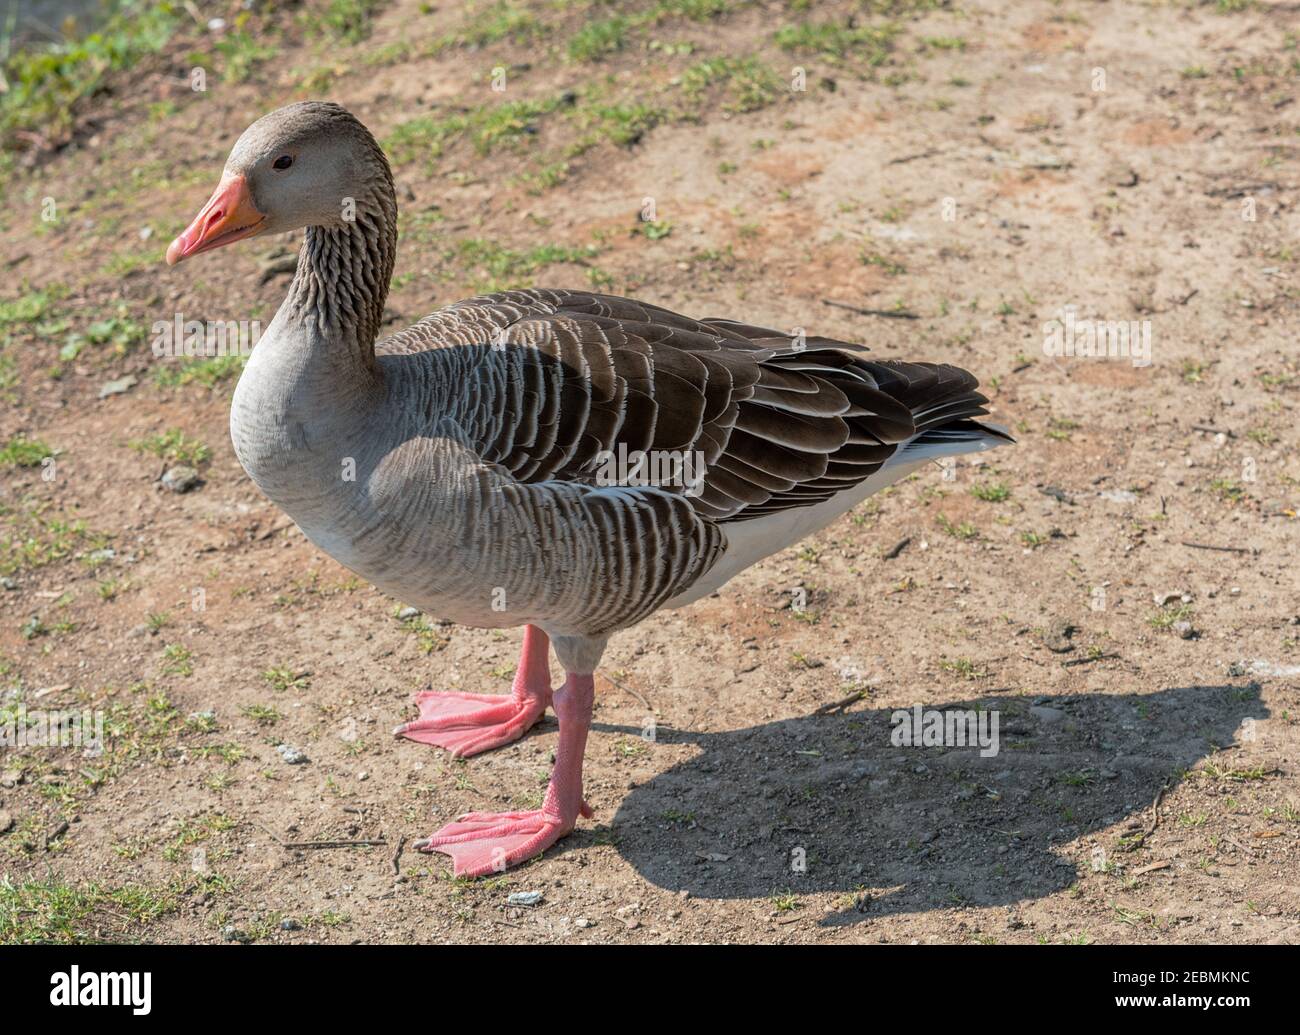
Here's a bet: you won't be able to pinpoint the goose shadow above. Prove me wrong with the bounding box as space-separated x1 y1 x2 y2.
595 683 1266 925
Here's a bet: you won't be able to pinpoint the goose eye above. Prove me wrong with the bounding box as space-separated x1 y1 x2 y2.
272 155 294 170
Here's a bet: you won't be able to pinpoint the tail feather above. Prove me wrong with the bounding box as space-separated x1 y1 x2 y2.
891 419 1015 464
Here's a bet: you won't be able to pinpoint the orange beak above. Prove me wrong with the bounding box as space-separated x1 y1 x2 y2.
166 173 266 265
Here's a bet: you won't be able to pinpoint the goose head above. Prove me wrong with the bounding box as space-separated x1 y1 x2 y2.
166 101 387 265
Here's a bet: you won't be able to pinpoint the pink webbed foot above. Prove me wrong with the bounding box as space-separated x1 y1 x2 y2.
416 670 597 877
394 625 553 758
393 689 548 758
415 801 595 877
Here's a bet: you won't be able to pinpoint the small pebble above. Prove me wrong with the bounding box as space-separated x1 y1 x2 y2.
98 375 137 398
508 891 544 907
1042 619 1077 653
162 466 203 493
277 744 308 765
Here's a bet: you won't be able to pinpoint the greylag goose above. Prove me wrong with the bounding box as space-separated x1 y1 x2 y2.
167 102 1012 877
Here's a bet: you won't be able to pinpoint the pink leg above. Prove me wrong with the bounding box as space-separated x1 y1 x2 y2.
393 625 552 758
415 672 595 876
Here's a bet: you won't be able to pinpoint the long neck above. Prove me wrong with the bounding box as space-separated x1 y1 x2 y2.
281 173 398 377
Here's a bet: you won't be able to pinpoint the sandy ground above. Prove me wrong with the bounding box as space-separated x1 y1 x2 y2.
0 0 1297 944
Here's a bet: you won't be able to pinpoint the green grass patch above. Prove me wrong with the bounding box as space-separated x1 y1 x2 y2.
130 428 210 466
774 20 899 64
429 1 547 51
74 311 148 357
0 352 16 398
859 248 906 276
936 513 978 540
1210 478 1247 504
210 29 277 83
451 239 598 292
652 0 733 19
680 56 784 113
1147 604 1194 630
0 436 53 468
921 35 967 52
970 481 1011 503
160 644 193 677
311 0 383 43
0 503 107 575
399 613 450 654
635 220 673 240
153 354 247 389
0 875 176 944
939 657 987 680
387 96 565 166
567 98 665 148
264 667 311 693
1 1 181 155
0 286 64 332
568 16 629 62
241 703 283 726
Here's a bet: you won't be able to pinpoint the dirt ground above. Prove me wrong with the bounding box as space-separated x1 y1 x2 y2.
1 0 1297 944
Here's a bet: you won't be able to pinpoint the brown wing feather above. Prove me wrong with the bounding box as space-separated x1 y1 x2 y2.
378 289 1000 525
